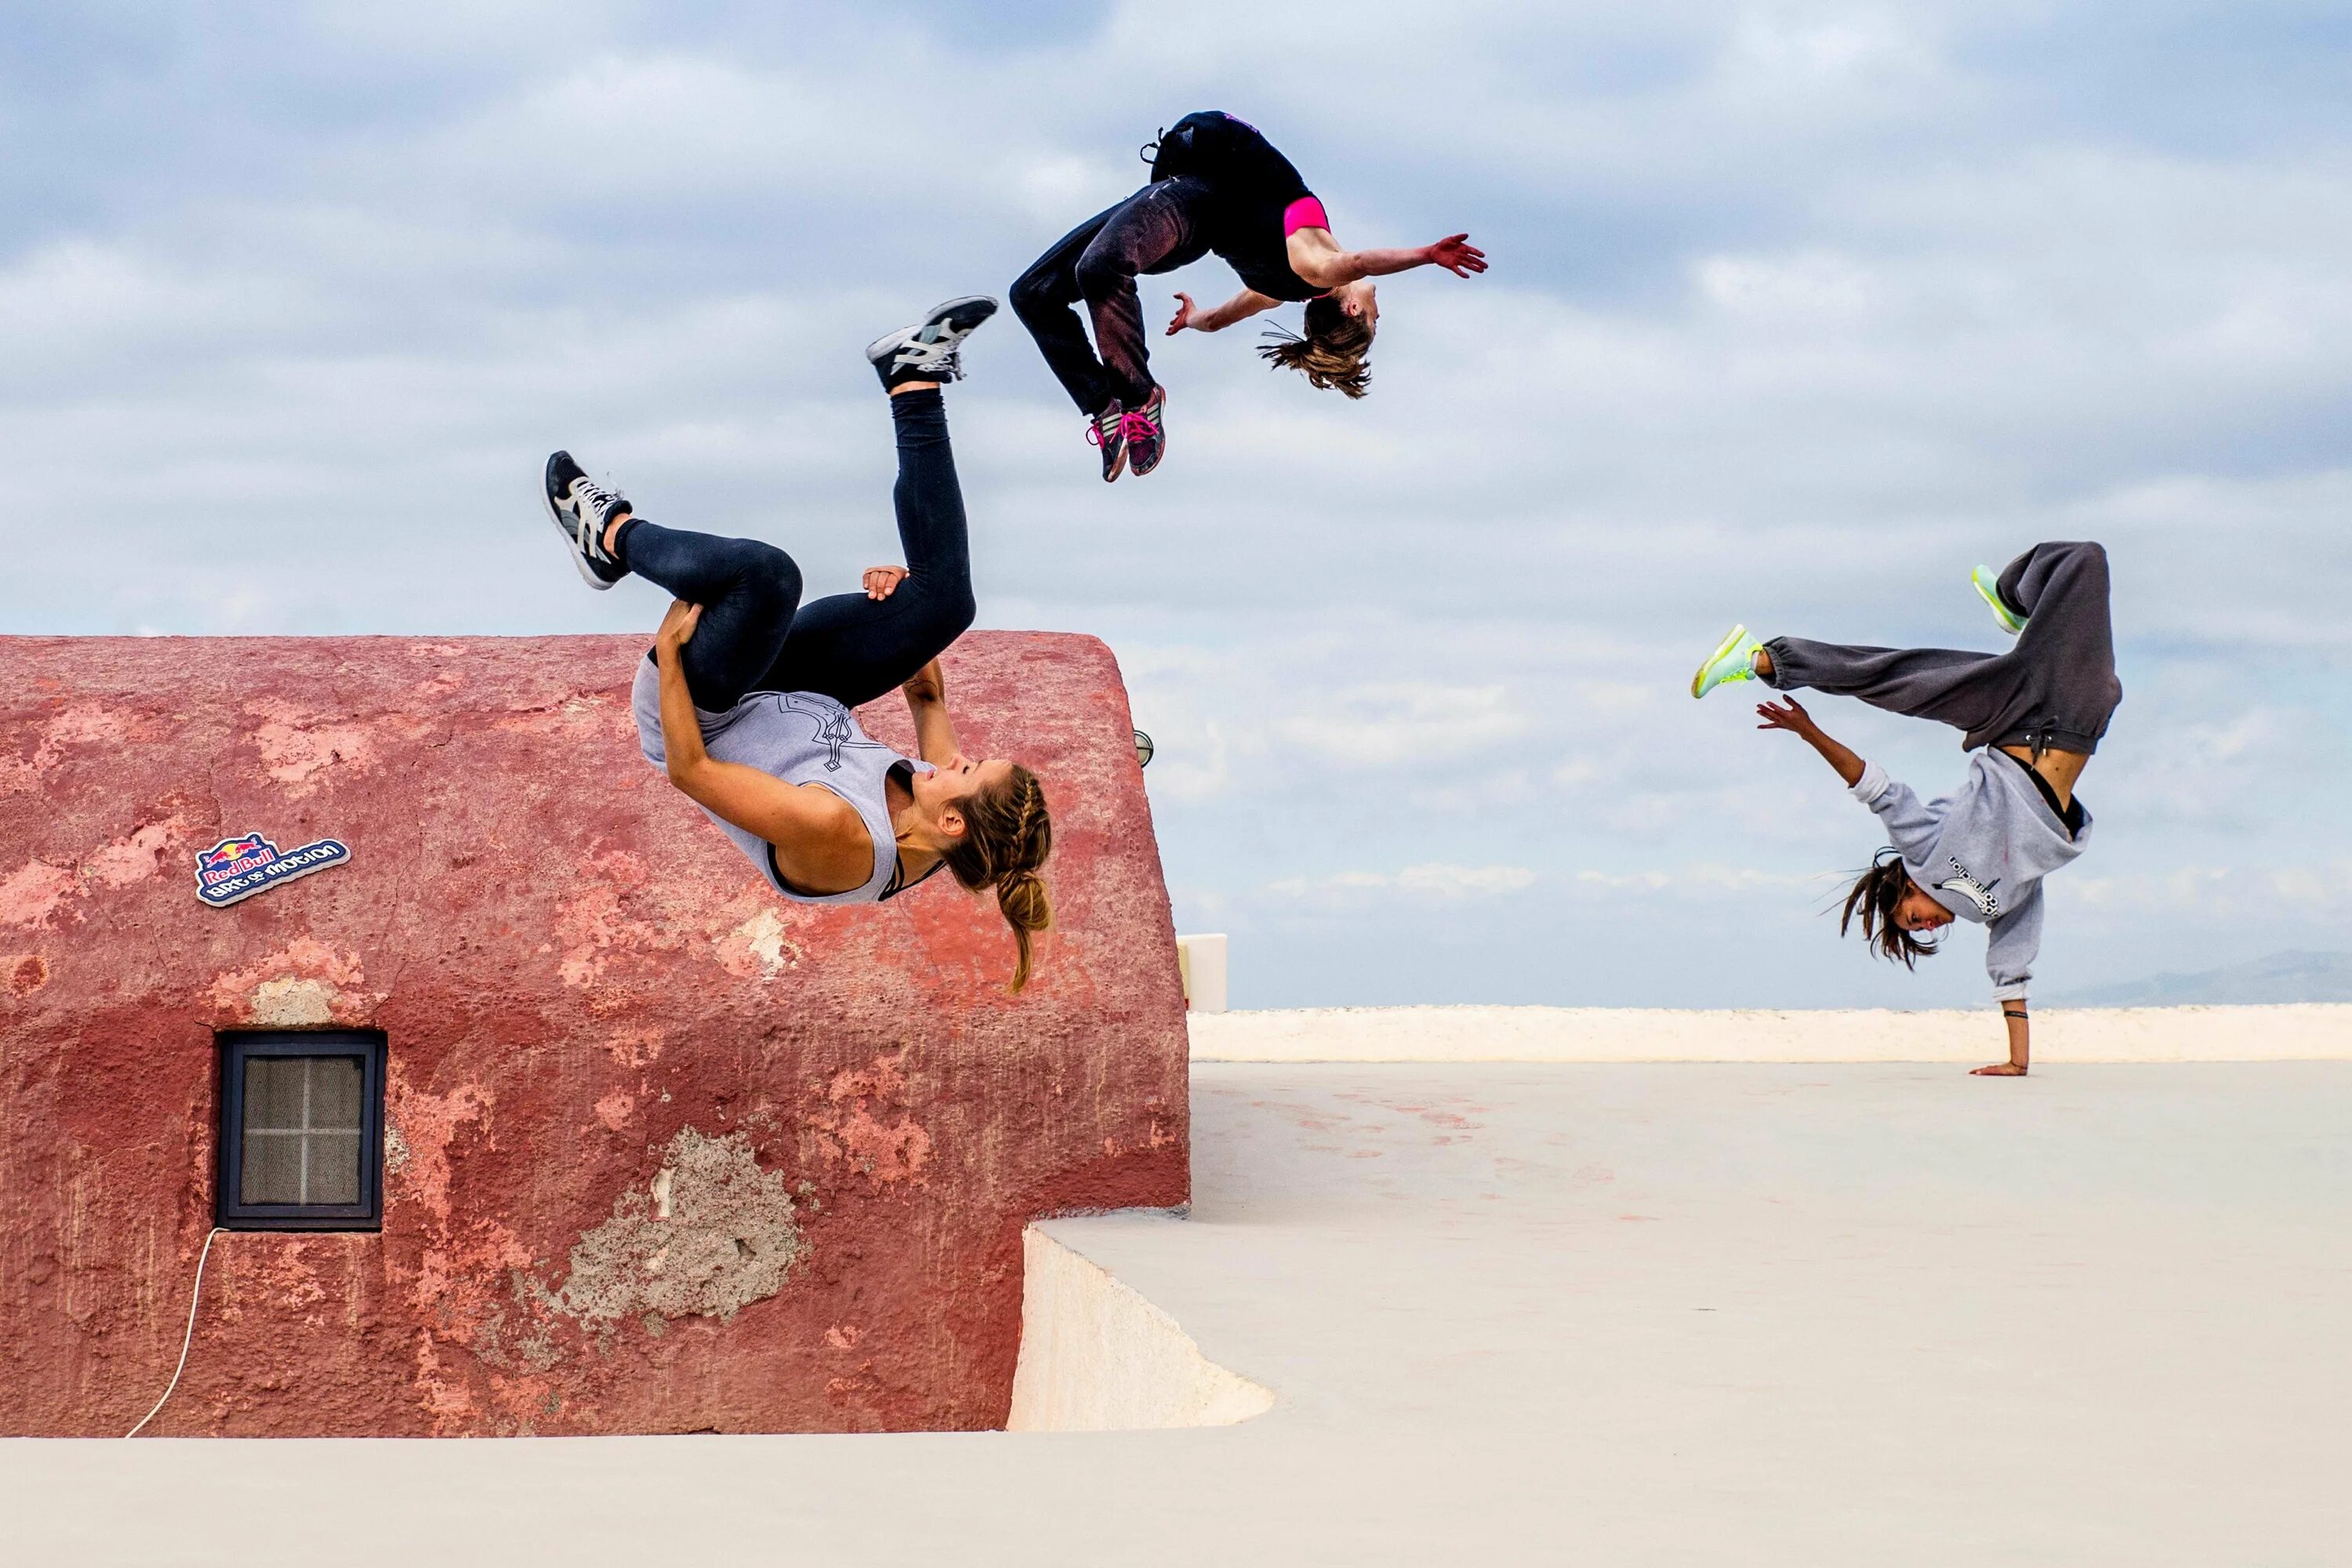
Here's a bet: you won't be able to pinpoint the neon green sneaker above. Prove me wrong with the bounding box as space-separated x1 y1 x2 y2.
1973 565 2026 635
1691 624 1763 699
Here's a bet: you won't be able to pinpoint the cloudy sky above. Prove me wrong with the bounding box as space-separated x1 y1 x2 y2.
7 1 2348 1008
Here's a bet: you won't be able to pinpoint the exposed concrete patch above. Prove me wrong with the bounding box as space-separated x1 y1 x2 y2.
248 978 337 1026
555 1129 808 1325
207 937 375 1026
715 907 801 980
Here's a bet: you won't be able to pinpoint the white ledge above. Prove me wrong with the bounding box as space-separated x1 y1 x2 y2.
1006 1227 1273 1432
1189 1002 2352 1063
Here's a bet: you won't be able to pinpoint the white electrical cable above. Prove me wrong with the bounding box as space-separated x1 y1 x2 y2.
125 1227 223 1438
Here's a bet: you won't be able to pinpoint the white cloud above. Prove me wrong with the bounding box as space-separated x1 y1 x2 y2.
1267 863 1539 902
1274 682 1530 767
1573 865 1825 895
5 0 2346 1005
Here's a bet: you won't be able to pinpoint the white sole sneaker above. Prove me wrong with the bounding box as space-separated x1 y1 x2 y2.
866 296 999 387
542 451 626 591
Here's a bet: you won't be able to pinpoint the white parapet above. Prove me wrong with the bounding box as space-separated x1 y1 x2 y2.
1175 933 1229 1014
1005 1227 1273 1432
1187 1002 2352 1063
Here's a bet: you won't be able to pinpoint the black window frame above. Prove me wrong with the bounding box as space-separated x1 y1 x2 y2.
216 1029 387 1232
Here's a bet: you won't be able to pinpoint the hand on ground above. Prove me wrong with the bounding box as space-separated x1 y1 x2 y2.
1970 1063 2029 1076
654 599 702 655
1167 292 1197 335
1425 235 1487 277
864 565 908 601
1755 697 1816 735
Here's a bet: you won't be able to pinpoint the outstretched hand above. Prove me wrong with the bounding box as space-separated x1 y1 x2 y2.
1755 696 1818 736
654 599 703 659
864 565 908 601
1167 292 1198 335
1424 234 1487 277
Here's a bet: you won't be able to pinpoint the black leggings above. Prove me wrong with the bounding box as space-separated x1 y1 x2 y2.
616 389 976 713
1011 177 1215 415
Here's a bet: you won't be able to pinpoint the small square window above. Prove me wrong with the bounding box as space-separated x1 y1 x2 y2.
216 1029 386 1231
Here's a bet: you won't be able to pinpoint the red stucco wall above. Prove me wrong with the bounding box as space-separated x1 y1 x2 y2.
0 633 1188 1436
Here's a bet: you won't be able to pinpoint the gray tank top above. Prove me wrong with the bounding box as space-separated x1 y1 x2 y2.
630 659 926 905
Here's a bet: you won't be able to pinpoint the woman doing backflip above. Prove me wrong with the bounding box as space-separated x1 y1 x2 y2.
1011 110 1487 483
539 298 1055 991
1691 543 2122 1075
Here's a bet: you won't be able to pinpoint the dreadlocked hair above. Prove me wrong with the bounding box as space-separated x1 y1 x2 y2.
1257 296 1374 398
942 764 1054 993
1838 848 1940 970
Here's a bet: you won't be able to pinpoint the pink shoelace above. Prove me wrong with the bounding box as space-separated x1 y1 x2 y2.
1085 408 1160 446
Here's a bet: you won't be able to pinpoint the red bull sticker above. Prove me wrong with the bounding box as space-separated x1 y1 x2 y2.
194 831 350 909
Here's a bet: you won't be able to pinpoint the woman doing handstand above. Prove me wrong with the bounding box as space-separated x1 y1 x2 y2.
538 298 1055 991
1691 543 2122 1075
1011 110 1486 483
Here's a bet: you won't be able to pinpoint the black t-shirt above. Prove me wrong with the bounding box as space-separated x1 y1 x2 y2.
1150 111 1322 302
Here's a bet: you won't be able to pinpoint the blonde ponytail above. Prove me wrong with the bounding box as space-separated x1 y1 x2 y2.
942 764 1054 993
994 868 1053 993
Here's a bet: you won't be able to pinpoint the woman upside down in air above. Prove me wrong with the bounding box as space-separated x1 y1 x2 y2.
1011 110 1486 483
538 298 1054 992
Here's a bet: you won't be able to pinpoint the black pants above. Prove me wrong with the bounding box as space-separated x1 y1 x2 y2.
1011 177 1215 414
617 390 976 713
1764 541 2122 754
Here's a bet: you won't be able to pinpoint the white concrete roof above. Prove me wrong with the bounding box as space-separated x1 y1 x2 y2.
10 1060 2349 1563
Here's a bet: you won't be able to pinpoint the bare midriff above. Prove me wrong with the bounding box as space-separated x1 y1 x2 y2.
1998 743 2089 809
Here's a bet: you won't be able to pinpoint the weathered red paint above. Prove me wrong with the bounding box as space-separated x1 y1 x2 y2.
0 633 1188 1436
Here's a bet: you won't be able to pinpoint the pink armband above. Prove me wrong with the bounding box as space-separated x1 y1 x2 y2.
1282 195 1330 236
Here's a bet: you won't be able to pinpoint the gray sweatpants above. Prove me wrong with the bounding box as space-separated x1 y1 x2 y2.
1763 540 2121 755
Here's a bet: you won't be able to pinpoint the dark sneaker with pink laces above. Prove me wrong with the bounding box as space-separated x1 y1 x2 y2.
1087 401 1129 482
1123 387 1167 477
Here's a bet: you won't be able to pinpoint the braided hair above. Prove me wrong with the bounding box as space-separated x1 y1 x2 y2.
942 764 1054 993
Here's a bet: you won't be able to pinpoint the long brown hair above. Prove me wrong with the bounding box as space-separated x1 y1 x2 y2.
1258 296 1374 398
1839 848 1940 969
942 764 1054 993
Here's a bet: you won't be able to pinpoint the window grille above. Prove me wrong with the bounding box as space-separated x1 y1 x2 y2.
216 1030 385 1231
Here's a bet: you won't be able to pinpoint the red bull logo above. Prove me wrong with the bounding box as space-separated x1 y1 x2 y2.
198 834 268 875
194 831 350 908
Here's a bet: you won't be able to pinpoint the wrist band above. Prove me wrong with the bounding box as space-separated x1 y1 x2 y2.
2003 1008 2028 1020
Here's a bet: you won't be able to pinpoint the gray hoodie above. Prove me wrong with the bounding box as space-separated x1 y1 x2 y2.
1849 750 2091 1000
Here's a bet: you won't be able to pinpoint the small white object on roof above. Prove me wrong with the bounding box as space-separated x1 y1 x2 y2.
1176 934 1228 1014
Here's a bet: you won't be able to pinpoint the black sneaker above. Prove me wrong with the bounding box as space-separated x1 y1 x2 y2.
1087 401 1128 482
866 296 997 391
542 451 630 590
1123 387 1167 477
